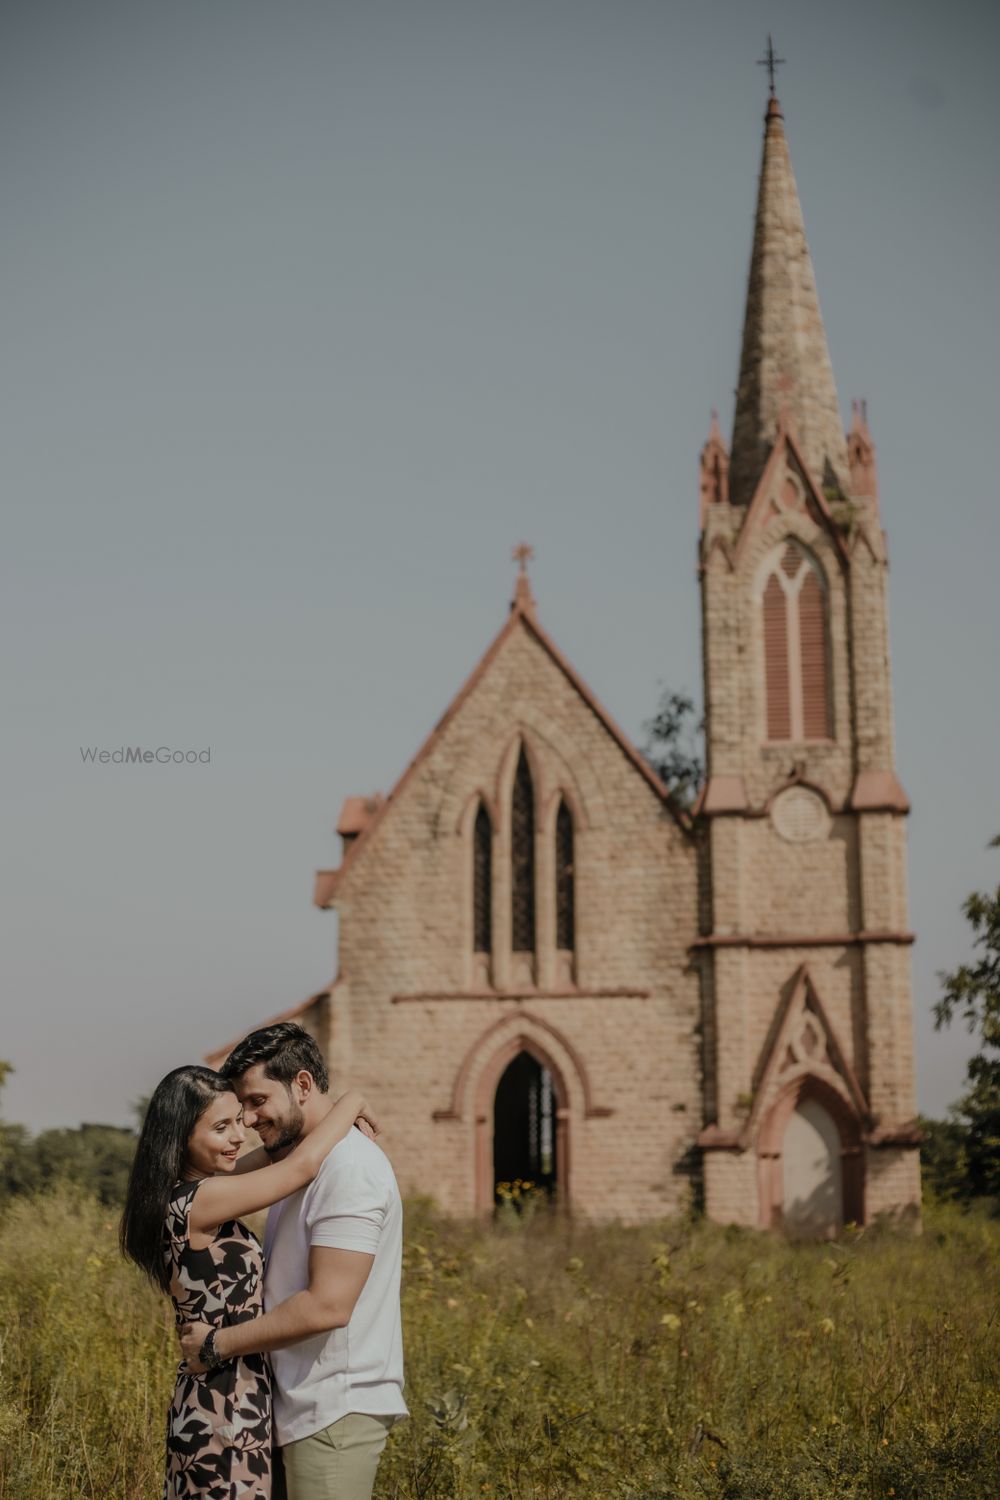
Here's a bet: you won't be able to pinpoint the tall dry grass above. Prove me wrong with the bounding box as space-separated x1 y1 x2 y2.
1 1188 997 1498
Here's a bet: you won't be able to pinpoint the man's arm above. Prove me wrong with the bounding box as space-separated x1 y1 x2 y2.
180 1246 374 1371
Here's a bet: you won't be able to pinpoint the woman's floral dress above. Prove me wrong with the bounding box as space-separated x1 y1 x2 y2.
163 1179 271 1498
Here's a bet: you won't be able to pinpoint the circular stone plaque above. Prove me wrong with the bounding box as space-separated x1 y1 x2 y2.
771 786 830 844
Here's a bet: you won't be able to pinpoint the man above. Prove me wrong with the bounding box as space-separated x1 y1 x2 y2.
180 1022 407 1500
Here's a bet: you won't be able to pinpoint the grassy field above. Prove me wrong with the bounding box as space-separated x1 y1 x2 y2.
0 1189 997 1499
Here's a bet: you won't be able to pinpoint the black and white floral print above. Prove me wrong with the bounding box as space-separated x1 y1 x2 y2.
162 1179 272 1498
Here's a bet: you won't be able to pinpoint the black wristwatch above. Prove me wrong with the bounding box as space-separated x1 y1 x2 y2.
199 1327 227 1373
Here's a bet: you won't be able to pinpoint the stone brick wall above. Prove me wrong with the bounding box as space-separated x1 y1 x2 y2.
698 436 920 1228
740 816 859 935
323 616 704 1221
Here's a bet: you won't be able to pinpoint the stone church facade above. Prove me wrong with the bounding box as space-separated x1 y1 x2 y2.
212 92 921 1231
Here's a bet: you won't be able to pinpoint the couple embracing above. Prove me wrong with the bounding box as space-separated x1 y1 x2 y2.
121 1021 407 1499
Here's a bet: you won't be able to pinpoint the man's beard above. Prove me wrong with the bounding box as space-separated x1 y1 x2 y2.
263 1099 305 1157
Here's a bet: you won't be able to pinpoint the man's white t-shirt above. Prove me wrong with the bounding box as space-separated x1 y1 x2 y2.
263 1126 408 1446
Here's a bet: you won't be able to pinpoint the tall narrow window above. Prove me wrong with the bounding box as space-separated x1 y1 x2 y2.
473 803 492 954
763 573 792 740
555 799 575 951
798 570 829 739
761 542 831 741
511 750 536 953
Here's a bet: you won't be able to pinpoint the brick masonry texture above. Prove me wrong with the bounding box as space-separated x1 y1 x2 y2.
328 620 704 1222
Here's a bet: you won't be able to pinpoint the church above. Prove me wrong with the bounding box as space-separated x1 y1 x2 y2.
211 86 921 1233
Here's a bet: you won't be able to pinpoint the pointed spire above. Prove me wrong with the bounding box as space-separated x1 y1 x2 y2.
729 91 849 505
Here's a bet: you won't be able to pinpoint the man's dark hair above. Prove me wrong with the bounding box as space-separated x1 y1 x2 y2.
220 1021 330 1093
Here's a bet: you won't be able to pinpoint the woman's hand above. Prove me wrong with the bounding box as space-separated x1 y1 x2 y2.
178 1320 212 1375
354 1102 380 1139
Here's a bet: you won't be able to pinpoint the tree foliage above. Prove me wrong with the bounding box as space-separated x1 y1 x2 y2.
930 836 1000 1205
0 1063 136 1208
642 689 704 809
917 1114 970 1205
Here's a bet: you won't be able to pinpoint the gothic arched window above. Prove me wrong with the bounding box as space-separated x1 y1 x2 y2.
473 803 492 954
555 799 575 951
511 750 536 954
761 541 832 742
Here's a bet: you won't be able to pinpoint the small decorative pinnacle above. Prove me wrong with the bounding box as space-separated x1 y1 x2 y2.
700 410 730 518
848 399 878 503
511 542 537 613
757 35 785 97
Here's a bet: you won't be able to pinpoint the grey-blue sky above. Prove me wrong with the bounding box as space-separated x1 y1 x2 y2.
3 0 998 1131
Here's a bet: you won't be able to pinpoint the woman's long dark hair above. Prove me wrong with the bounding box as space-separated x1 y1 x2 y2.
120 1065 233 1292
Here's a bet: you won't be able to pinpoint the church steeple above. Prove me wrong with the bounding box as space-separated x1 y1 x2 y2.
728 92 849 506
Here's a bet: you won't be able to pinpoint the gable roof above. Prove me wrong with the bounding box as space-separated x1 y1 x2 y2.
314 591 691 907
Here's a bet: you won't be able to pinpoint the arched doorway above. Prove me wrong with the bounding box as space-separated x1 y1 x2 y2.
782 1096 843 1237
493 1051 557 1204
459 1018 581 1214
757 1076 864 1234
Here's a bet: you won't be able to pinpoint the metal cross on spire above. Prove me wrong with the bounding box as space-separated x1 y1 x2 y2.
757 35 786 97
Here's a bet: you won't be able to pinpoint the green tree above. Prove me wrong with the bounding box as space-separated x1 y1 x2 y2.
0 1062 39 1202
30 1124 136 1204
0 1062 137 1207
917 1113 969 1203
642 689 704 809
933 835 1000 1204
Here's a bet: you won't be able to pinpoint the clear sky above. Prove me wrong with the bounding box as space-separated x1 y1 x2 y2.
3 0 998 1132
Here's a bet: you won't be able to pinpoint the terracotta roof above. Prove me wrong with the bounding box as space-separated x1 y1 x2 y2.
314 590 691 907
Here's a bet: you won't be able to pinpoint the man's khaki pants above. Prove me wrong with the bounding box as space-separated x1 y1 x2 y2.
277 1412 394 1500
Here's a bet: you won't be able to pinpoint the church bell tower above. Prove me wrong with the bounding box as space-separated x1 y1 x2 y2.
696 77 921 1231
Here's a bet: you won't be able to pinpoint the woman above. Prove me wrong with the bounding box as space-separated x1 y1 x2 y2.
120 1064 373 1499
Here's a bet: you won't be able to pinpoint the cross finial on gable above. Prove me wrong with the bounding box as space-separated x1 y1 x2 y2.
512 541 534 574
510 542 537 614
